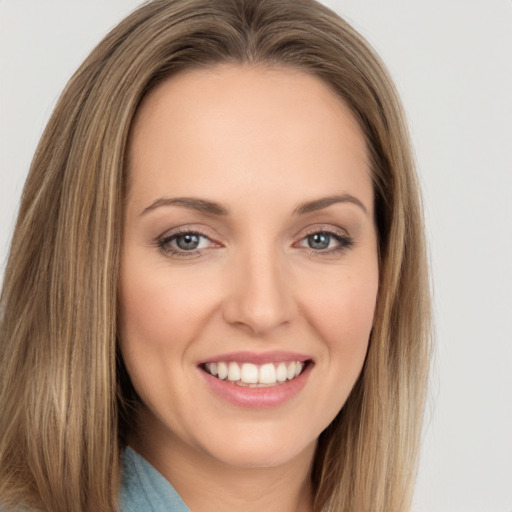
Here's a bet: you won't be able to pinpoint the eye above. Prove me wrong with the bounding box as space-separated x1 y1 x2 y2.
305 232 333 250
158 231 214 255
296 230 353 253
173 233 203 251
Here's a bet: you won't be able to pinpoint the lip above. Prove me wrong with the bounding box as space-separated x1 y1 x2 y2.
198 356 313 409
196 350 312 365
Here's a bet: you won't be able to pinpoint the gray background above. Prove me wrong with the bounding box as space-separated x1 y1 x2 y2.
1 1 511 510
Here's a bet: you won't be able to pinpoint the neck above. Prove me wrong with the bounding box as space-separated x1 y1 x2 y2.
130 414 316 512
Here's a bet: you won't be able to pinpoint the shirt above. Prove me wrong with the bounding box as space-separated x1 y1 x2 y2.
120 446 190 512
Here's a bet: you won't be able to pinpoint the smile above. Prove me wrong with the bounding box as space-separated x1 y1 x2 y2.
198 352 313 408
203 361 307 387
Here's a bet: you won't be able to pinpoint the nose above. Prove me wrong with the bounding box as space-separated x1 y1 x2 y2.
222 246 295 336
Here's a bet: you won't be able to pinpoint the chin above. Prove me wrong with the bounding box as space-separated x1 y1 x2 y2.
196 424 318 469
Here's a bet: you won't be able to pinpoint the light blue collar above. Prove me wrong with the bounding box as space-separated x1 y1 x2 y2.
120 446 190 512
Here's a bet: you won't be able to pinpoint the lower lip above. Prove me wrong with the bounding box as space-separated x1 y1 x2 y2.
200 363 312 409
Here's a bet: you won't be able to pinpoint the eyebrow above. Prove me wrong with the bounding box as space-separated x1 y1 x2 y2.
140 193 367 217
140 197 229 217
293 194 368 215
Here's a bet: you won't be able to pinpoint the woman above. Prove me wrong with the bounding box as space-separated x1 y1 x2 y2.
0 0 431 511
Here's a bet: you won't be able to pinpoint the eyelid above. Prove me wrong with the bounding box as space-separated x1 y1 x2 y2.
156 225 223 256
157 224 222 242
155 223 354 257
292 224 354 253
294 223 351 241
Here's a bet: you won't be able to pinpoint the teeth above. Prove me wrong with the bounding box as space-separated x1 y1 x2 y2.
217 362 228 380
259 363 276 384
276 362 287 382
228 362 241 381
204 360 307 385
205 362 218 376
240 363 259 384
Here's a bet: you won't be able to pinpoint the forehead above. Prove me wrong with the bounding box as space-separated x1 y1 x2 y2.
126 64 372 213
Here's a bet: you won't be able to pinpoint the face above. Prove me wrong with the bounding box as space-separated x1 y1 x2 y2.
119 64 378 470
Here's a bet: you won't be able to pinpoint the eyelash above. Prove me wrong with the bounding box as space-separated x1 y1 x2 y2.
296 228 354 255
157 229 216 258
157 227 353 257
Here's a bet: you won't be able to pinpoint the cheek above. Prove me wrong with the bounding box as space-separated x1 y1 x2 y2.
304 269 378 346
301 265 378 407
119 261 214 352
117 261 218 423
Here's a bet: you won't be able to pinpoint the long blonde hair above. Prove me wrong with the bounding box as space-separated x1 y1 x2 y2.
0 1 431 510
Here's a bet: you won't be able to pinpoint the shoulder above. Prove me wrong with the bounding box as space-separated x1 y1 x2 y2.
119 446 189 512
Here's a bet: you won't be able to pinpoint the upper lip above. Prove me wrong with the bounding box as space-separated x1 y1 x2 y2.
197 350 312 365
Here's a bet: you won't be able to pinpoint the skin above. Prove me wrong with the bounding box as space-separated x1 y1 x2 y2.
119 64 379 512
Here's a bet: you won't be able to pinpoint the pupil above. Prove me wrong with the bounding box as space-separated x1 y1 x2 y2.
308 233 330 250
177 234 200 250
